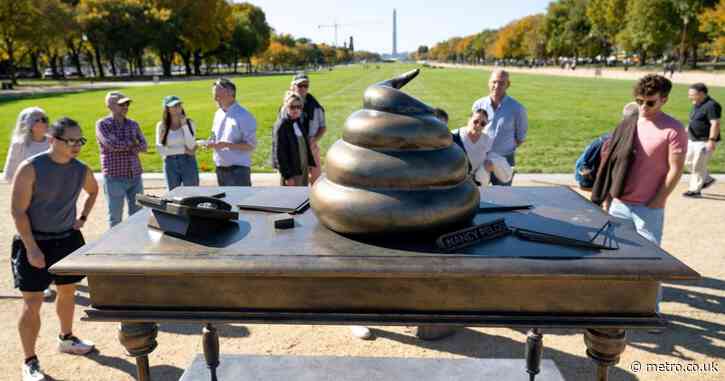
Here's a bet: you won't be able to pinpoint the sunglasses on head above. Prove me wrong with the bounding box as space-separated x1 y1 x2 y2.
55 136 87 147
635 98 658 108
214 79 235 90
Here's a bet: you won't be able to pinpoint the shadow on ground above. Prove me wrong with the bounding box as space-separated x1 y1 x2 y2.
374 328 637 381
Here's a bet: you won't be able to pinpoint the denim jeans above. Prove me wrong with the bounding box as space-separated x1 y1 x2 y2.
490 153 515 186
163 154 199 190
608 199 664 245
216 165 251 186
104 176 144 227
609 198 665 311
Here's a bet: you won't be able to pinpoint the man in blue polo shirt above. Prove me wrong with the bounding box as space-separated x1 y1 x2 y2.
209 78 257 186
683 82 721 197
471 69 528 186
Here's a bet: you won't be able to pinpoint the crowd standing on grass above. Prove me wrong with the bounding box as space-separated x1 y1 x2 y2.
2 71 722 378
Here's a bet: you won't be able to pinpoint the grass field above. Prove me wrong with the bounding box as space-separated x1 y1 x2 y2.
1 63 723 173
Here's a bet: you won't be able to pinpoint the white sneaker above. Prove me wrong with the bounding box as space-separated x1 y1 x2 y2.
22 359 46 381
58 335 95 355
350 326 373 340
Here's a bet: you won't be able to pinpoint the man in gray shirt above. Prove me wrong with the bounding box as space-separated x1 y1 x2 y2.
209 78 257 186
11 117 99 381
471 69 528 186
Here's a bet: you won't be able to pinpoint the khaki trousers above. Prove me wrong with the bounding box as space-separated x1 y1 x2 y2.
685 140 716 192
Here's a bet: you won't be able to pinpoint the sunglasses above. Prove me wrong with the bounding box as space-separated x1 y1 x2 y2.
33 116 49 124
472 119 486 125
635 98 658 108
296 83 309 88
289 104 303 110
214 79 235 90
56 136 87 147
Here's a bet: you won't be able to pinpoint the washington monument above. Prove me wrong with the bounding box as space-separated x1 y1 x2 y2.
392 9 397 56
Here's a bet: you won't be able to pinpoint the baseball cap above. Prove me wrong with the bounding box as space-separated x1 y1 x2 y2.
163 95 182 108
105 91 132 106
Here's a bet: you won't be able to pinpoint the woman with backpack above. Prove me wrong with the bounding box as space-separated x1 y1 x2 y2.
155 95 199 190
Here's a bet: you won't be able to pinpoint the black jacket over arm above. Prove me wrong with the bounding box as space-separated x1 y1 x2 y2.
591 116 638 205
272 116 316 180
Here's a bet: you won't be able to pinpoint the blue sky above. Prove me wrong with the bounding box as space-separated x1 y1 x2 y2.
239 1 553 54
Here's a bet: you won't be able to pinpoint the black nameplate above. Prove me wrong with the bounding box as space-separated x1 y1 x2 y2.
436 219 511 252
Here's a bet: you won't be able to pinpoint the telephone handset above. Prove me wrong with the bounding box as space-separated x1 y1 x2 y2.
169 196 232 211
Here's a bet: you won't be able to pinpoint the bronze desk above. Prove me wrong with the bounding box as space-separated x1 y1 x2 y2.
51 186 699 381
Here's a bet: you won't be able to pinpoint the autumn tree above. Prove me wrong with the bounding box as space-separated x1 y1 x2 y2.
586 0 629 56
543 0 593 59
493 15 545 60
229 2 271 73
0 0 35 84
670 0 718 68
699 1 725 59
618 0 678 65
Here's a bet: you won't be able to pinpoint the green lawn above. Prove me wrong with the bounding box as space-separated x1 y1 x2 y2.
1 63 723 173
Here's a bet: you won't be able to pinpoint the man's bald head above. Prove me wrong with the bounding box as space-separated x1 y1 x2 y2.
488 69 510 102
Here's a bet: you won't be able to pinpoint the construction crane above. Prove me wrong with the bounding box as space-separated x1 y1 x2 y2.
318 20 381 48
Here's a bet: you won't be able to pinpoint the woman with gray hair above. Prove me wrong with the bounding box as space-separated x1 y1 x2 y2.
3 107 50 183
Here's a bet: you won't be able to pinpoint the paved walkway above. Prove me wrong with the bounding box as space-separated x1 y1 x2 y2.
0 174 723 380
434 63 725 87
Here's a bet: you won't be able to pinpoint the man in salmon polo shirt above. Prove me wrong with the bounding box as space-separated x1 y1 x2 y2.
608 74 687 246
608 75 687 329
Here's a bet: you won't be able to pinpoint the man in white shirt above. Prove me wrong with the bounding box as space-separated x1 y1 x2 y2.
209 78 257 186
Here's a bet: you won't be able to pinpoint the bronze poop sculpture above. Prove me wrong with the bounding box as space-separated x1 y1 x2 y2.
310 69 480 235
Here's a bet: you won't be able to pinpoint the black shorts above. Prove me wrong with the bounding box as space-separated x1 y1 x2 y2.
11 230 86 292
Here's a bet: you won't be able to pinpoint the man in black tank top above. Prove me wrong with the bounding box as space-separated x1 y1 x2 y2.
11 117 99 381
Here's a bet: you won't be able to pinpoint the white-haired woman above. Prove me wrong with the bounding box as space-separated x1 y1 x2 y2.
3 107 54 299
3 107 50 183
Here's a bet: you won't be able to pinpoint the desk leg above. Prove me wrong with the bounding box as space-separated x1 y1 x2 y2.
202 323 220 381
584 328 626 381
118 322 159 381
525 328 543 381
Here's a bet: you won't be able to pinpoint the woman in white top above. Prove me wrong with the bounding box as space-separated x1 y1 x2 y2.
3 107 50 183
155 95 199 190
451 109 512 187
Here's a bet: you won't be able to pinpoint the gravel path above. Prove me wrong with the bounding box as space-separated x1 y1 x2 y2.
0 174 722 381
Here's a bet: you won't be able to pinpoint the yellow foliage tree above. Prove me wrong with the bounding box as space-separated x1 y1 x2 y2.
699 1 725 58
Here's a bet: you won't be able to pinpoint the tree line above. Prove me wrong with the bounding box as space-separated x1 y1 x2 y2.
413 0 724 68
0 0 382 84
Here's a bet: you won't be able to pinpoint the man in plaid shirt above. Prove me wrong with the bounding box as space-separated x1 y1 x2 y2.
96 92 148 227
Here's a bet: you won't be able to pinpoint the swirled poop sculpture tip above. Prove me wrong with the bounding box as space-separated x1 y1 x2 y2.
310 68 480 235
